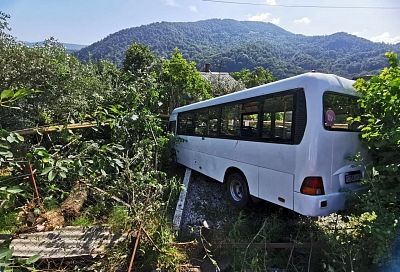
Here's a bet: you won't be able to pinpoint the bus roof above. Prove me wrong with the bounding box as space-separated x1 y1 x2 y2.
171 72 356 115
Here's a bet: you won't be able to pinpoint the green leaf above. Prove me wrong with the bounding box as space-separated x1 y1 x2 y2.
0 248 12 260
0 89 14 101
110 105 120 114
113 159 124 168
48 170 56 181
0 151 13 158
0 262 10 267
0 144 10 150
6 186 23 194
25 254 41 264
59 166 68 172
41 167 53 176
14 133 24 142
13 88 32 100
114 144 125 150
6 135 15 143
13 89 26 97
59 171 67 179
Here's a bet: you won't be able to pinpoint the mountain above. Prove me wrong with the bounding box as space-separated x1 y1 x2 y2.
25 41 87 52
75 19 400 79
60 43 87 52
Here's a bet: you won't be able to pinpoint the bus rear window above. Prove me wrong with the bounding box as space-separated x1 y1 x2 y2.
323 92 360 131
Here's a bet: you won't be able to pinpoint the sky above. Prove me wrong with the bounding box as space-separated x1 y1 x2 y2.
0 0 399 45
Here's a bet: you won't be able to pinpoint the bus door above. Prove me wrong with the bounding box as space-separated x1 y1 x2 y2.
192 109 208 172
258 94 296 209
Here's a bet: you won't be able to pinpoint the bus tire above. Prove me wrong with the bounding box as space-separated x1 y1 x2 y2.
226 172 250 208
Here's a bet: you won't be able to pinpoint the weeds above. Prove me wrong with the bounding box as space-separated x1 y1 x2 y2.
71 215 94 227
108 205 131 231
0 211 19 234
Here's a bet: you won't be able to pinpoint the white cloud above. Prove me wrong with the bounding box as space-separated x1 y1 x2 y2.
247 13 280 25
266 0 277 5
370 32 400 44
162 0 178 7
189 5 198 12
293 17 311 25
271 18 280 25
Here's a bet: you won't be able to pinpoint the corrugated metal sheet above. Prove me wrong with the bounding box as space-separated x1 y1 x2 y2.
10 226 127 259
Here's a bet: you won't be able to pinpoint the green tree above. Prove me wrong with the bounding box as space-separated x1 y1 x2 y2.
160 48 211 114
0 35 126 129
1 11 129 129
343 52 400 266
353 52 400 203
354 52 400 171
121 43 163 114
0 11 10 35
231 66 275 88
123 43 158 75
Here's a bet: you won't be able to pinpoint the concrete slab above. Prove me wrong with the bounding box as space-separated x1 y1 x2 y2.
173 168 192 231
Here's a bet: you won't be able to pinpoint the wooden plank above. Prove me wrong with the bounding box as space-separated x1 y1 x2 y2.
10 226 127 259
219 242 321 249
173 168 192 231
12 122 99 136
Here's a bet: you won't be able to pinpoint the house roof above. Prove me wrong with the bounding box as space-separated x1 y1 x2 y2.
200 72 242 90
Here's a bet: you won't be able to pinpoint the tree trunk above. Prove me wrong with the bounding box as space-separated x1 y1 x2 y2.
61 182 88 218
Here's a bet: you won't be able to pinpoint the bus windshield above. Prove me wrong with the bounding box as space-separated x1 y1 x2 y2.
323 92 360 131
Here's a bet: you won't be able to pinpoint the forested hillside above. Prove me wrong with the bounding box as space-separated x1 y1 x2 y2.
75 19 400 79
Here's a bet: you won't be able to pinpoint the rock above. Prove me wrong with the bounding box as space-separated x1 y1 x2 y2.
36 224 45 232
42 209 65 231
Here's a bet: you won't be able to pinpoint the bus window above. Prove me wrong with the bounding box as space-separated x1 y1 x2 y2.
262 112 273 138
240 101 260 138
262 95 293 141
208 107 220 136
221 103 240 136
323 93 360 131
194 109 208 136
178 112 195 135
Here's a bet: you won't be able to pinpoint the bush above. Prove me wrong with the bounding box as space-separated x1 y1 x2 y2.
321 52 400 270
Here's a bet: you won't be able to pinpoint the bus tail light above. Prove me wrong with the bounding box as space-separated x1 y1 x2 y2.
300 177 325 195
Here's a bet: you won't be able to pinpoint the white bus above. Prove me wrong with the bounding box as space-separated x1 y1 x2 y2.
169 72 365 216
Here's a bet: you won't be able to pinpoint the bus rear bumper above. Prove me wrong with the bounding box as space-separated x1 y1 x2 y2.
293 191 346 217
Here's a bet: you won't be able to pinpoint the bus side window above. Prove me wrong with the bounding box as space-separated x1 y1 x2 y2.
240 100 260 138
208 107 220 136
262 95 294 141
323 93 360 131
178 112 195 135
221 103 240 137
194 109 208 136
262 112 273 138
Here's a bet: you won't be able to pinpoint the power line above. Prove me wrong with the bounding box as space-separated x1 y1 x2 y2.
201 0 400 10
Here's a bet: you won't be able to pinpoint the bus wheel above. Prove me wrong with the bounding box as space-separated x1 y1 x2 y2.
226 172 250 208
